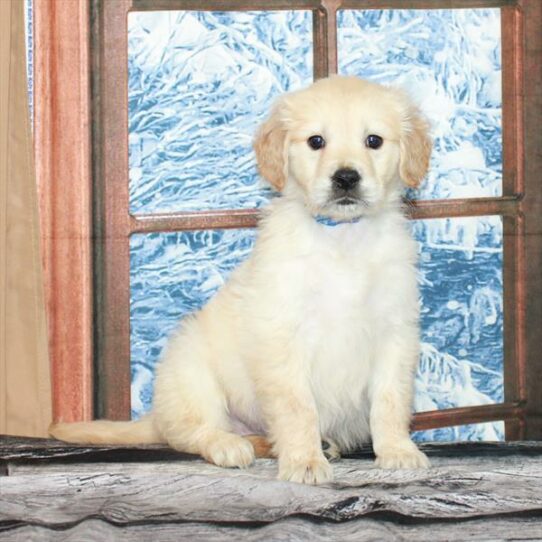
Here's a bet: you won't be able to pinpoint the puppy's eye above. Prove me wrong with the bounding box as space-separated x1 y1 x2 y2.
307 135 325 150
365 134 383 149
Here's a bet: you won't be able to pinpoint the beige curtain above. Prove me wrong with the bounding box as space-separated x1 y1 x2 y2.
0 0 52 437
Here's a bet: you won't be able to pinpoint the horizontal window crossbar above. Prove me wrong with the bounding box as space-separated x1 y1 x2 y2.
412 402 524 431
129 196 521 234
130 209 260 233
130 0 517 12
131 0 321 11
340 0 517 9
409 195 521 220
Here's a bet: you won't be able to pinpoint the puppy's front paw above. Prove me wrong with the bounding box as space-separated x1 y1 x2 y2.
375 442 430 469
202 433 255 468
279 454 333 485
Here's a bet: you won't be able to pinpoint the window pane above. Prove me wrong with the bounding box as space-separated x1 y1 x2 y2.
414 216 504 441
413 421 504 443
130 229 256 417
128 11 313 214
338 9 502 201
130 215 504 443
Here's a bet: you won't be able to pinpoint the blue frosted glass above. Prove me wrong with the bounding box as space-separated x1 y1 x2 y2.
413 421 504 443
413 216 503 441
130 216 504 441
130 229 257 416
338 9 502 201
128 9 505 442
128 11 313 214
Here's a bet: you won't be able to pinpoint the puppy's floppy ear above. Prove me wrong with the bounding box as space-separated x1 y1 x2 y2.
253 98 289 191
399 104 432 188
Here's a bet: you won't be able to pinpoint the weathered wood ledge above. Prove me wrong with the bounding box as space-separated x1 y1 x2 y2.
1 436 542 541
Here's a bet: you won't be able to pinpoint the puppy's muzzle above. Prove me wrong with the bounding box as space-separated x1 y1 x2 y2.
331 168 363 205
332 168 361 191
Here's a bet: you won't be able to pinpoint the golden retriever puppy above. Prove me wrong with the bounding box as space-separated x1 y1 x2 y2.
51 76 432 484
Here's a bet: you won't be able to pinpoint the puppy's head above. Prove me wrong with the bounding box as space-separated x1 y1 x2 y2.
253 76 432 220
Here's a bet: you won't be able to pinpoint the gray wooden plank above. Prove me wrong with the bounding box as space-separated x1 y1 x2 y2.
3 437 542 538
0 435 196 463
2 456 542 525
2 515 542 542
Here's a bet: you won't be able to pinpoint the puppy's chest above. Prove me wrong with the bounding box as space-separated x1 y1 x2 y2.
300 237 379 323
294 247 376 417
295 238 383 361
303 258 369 320
291 235 396 422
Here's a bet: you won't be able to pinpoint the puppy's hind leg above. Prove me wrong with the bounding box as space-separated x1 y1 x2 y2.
153 323 255 468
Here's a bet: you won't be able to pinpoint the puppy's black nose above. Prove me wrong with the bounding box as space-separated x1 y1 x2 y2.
332 168 361 191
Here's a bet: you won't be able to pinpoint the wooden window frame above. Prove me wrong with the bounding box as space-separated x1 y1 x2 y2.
34 0 93 423
36 0 542 439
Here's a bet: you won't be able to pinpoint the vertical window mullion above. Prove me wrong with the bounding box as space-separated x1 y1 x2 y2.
93 0 133 420
501 6 526 440
316 2 339 77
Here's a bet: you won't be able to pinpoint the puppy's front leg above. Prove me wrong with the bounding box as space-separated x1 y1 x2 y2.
258 373 332 484
370 336 430 469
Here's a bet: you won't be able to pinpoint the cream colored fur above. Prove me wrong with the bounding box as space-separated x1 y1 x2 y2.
50 76 432 484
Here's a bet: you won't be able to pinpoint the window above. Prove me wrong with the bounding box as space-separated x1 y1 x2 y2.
38 0 542 441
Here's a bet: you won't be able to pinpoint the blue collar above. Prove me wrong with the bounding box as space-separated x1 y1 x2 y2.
314 215 363 227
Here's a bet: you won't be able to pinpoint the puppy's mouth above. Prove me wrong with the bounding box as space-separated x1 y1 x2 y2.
335 196 361 206
319 196 369 221
329 195 368 208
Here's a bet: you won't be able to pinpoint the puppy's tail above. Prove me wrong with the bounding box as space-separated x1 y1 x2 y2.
49 415 164 446
50 419 276 458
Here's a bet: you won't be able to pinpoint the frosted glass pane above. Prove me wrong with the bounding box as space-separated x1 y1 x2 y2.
128 11 313 214
414 216 503 441
130 229 257 417
413 421 504 443
338 9 502 201
130 216 504 441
